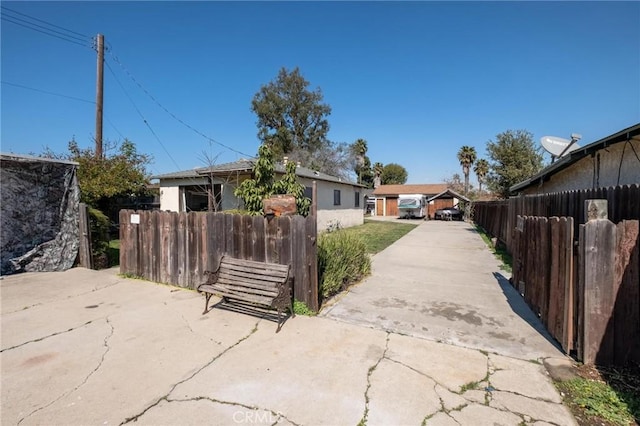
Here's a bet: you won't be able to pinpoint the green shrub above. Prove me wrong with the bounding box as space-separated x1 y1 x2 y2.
318 230 371 300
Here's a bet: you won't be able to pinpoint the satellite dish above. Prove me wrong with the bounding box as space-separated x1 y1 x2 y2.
540 135 580 158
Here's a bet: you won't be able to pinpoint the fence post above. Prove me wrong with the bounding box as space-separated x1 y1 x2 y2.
581 199 617 365
78 203 94 269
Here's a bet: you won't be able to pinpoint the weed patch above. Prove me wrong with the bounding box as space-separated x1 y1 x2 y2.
474 225 512 273
556 363 639 426
292 300 315 316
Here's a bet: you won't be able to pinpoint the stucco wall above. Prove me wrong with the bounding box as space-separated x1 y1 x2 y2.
159 185 181 211
317 208 364 232
298 178 362 211
522 141 640 195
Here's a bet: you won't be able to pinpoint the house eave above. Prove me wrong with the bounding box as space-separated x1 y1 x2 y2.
510 122 640 193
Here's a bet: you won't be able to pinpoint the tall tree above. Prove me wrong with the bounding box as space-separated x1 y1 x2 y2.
372 162 384 188
457 145 477 195
373 162 384 177
381 163 408 185
251 67 334 162
473 158 489 193
351 138 374 188
485 129 543 198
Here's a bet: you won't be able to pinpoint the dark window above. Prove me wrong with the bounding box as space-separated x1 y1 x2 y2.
355 191 360 207
334 189 341 205
304 186 313 200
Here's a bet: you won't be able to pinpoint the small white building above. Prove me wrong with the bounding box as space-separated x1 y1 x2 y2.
152 159 365 231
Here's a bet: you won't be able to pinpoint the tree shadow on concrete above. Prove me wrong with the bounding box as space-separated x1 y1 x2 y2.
492 271 564 353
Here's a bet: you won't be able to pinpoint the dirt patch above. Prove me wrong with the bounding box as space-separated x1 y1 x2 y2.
21 352 57 367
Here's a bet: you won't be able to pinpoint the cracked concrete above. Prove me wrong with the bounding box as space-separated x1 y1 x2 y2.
1 220 578 425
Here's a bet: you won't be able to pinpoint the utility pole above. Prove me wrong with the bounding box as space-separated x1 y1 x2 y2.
95 33 104 159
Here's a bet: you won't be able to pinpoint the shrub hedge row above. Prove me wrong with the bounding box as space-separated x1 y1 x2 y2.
318 230 371 300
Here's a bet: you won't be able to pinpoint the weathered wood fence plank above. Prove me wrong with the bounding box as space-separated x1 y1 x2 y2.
613 220 640 365
582 219 617 365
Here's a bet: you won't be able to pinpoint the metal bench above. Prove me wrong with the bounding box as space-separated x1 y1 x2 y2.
197 256 294 332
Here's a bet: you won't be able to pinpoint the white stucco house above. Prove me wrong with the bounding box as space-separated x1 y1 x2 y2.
511 123 640 195
152 159 366 231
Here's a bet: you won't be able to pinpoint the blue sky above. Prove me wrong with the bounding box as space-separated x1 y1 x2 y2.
2 1 639 185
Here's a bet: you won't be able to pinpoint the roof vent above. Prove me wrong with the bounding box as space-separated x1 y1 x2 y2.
313 171 320 176
283 156 288 165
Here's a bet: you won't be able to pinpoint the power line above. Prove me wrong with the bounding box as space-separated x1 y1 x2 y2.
105 116 126 140
1 15 92 49
106 50 255 160
1 6 89 39
1 80 95 104
0 13 89 43
104 59 182 171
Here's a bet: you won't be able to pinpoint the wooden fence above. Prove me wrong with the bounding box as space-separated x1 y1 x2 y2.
579 219 640 365
473 184 640 253
512 215 640 365
512 216 575 353
119 210 319 311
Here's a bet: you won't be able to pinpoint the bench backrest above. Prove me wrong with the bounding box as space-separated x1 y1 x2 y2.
218 256 290 291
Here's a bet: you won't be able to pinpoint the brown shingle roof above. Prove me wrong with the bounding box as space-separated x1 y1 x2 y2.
372 184 449 196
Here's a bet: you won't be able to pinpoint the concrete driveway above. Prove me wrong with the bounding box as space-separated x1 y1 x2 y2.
1 239 576 425
322 220 564 361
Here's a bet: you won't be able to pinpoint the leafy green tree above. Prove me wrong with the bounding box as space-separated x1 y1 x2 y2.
457 145 477 195
381 163 408 185
234 144 310 216
486 129 543 198
473 158 489 193
45 138 151 207
251 67 331 159
251 67 355 180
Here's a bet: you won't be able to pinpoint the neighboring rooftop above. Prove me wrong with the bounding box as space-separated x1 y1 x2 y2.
427 188 471 203
510 122 640 193
372 184 449 196
152 159 362 186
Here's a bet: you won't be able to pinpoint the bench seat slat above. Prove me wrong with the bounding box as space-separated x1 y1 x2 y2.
200 281 278 297
214 280 279 297
216 276 281 294
201 285 275 306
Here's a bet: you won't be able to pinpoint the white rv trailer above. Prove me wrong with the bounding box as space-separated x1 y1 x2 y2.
397 194 427 219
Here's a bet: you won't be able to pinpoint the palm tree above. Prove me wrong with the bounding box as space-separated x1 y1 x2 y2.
474 158 489 194
352 139 368 184
372 162 384 188
373 162 384 177
457 146 477 194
